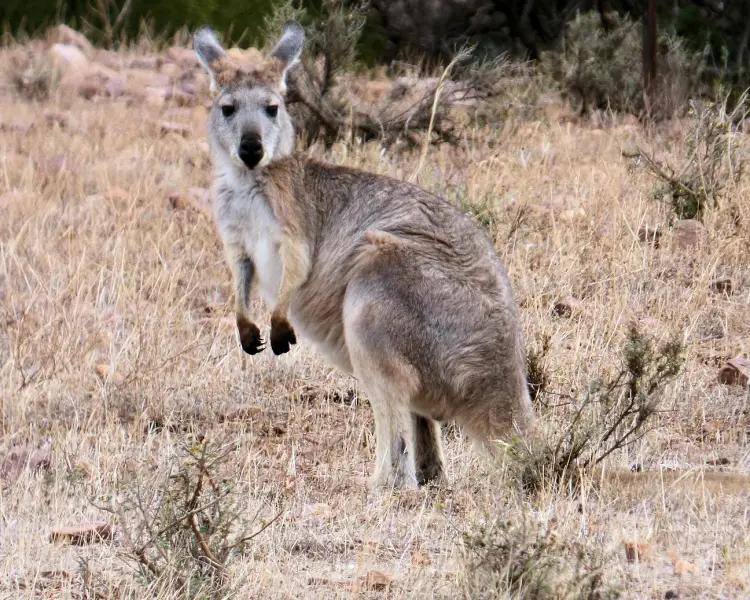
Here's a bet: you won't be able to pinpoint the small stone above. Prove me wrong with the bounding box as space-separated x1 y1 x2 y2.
47 25 93 55
50 522 113 545
1 445 51 482
672 219 706 249
552 296 580 318
638 225 661 246
664 591 679 600
718 357 750 387
710 278 733 295
48 43 89 73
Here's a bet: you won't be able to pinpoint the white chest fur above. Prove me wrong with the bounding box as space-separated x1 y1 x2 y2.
213 161 284 306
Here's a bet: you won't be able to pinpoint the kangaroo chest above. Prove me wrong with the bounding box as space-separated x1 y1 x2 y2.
215 179 284 306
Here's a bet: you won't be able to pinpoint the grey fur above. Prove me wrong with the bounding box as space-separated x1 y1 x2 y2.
195 21 536 489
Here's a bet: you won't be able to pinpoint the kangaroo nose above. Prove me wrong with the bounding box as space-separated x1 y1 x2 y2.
238 133 263 169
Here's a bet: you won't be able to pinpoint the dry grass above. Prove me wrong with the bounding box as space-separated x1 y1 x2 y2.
1 39 749 599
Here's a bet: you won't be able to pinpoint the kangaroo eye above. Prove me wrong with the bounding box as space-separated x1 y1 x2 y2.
221 105 235 118
265 105 278 118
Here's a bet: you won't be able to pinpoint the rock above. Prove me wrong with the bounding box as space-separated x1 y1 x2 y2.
552 296 580 318
623 540 653 562
672 219 706 249
718 357 750 387
47 25 93 56
158 121 190 137
710 277 733 295
664 591 679 599
167 47 200 69
638 225 661 247
1 445 51 482
50 522 113 545
48 43 89 73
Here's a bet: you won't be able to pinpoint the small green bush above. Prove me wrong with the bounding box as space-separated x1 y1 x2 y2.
539 12 706 118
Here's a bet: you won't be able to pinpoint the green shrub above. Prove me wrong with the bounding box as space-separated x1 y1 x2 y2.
539 12 707 118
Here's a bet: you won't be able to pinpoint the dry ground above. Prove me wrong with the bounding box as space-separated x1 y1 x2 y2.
1 40 749 600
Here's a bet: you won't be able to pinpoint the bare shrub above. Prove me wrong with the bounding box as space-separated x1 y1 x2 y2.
511 324 684 494
262 0 525 147
463 512 619 599
540 12 706 118
624 89 749 220
94 440 282 598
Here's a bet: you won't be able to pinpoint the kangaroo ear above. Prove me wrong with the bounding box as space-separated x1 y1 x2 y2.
193 26 228 92
269 21 304 93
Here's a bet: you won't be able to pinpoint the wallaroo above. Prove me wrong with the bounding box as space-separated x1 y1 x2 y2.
193 21 536 488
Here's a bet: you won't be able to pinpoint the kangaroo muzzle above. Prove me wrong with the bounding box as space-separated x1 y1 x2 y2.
238 133 263 169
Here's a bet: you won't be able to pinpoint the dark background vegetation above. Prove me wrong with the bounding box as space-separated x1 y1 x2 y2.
3 1 749 77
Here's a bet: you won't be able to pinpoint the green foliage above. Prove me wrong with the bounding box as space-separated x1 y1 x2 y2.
1 0 282 47
628 89 749 220
96 440 281 598
511 324 684 494
463 513 620 599
539 12 706 118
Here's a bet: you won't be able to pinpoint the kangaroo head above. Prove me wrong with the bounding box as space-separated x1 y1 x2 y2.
193 22 304 170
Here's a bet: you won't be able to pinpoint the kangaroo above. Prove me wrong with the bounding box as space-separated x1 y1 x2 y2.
193 21 536 488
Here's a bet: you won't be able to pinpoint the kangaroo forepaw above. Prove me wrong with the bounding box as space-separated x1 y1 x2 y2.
237 318 265 355
270 317 297 355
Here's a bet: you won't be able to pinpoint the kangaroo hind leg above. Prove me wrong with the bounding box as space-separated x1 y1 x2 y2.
413 415 445 485
345 300 420 489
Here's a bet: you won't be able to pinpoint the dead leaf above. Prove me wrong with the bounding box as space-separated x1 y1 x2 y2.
50 522 113 545
674 558 697 576
364 570 394 590
623 540 653 562
168 187 211 214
